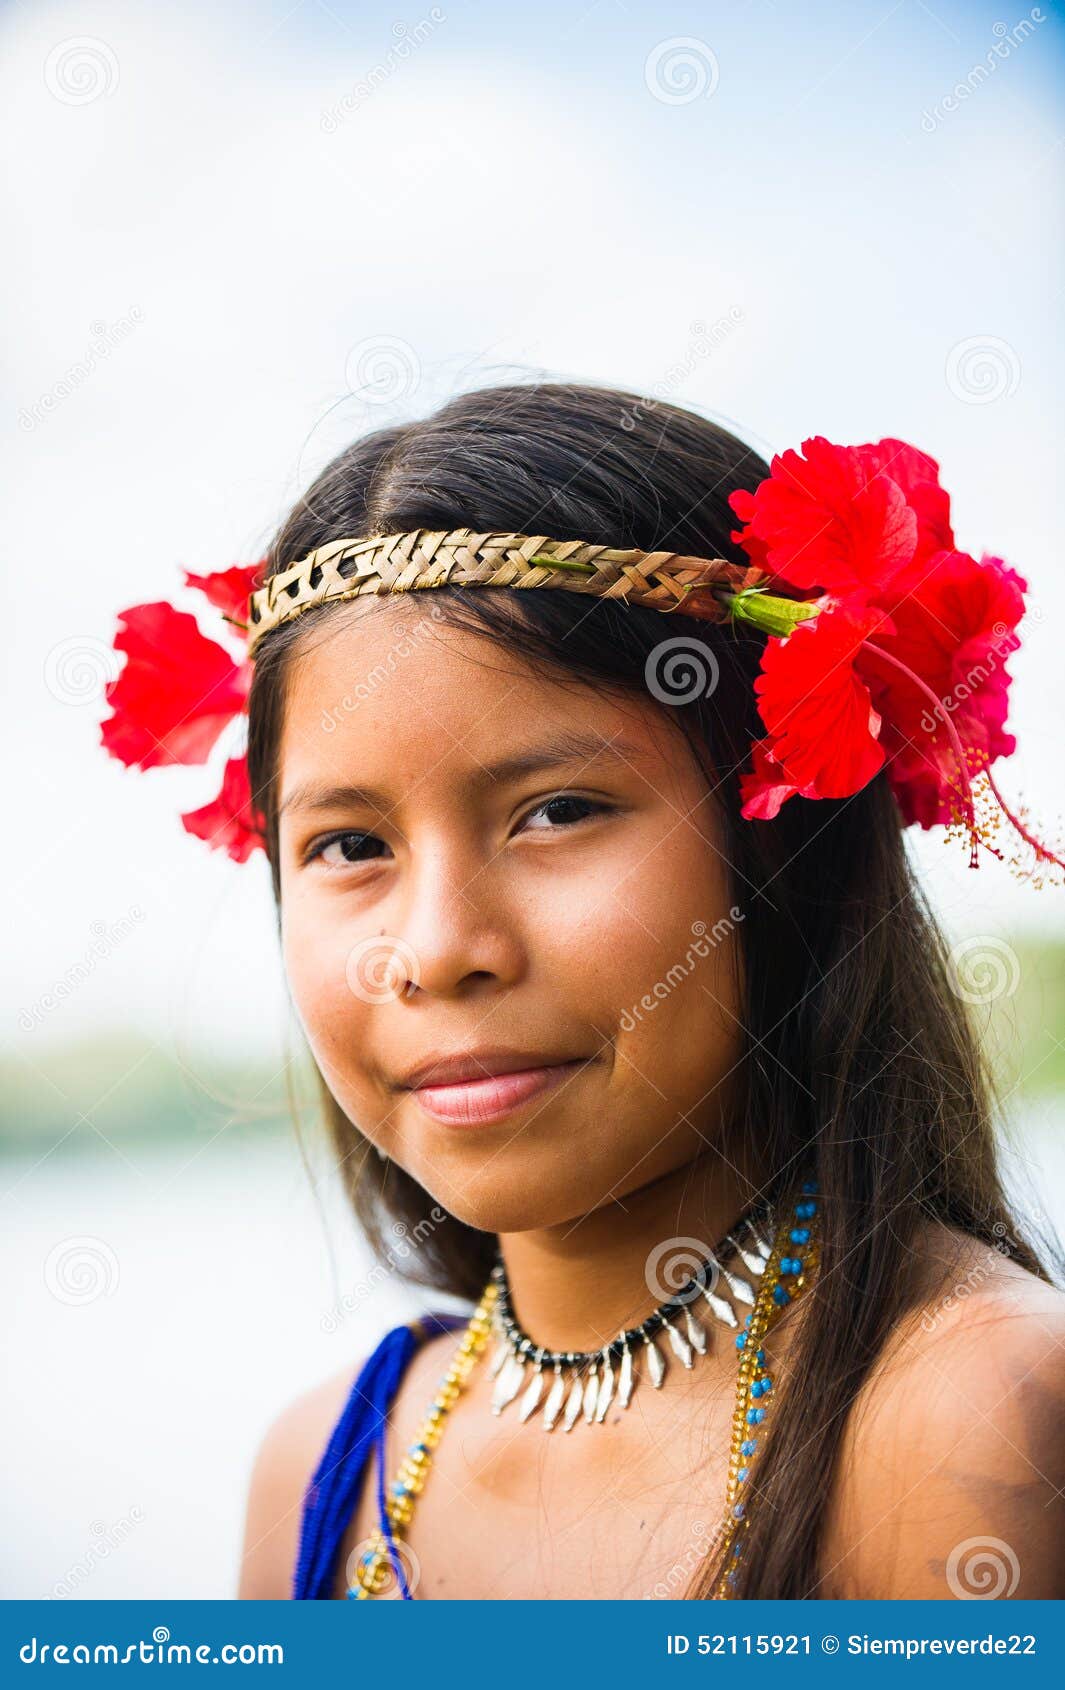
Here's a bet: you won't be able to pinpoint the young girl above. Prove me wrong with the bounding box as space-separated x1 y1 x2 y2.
103 382 1065 1600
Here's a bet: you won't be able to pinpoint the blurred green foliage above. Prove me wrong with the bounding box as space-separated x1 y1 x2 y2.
2 937 1062 1155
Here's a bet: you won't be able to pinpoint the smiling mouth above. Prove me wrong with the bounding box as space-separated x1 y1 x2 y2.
407 1058 591 1128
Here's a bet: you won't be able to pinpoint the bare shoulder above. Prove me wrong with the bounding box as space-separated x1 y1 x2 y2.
236 1359 361 1599
819 1222 1065 1599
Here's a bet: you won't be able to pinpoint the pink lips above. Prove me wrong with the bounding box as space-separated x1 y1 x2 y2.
409 1060 587 1127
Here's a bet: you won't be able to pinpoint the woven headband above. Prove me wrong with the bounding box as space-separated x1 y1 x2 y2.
98 431 1064 884
241 529 776 656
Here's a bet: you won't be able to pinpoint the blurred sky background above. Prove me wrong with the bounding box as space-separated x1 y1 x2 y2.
3 0 1064 1599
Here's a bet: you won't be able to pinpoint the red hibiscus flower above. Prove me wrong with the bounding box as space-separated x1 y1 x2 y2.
739 602 892 820
728 436 917 601
183 562 264 625
861 551 1026 829
857 439 954 575
181 755 264 863
730 437 1061 875
100 565 264 862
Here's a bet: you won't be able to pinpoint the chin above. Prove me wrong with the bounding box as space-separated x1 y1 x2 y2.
403 1158 599 1236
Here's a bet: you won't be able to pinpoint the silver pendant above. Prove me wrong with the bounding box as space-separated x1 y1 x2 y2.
518 1364 545 1422
663 1317 693 1369
685 1307 708 1354
729 1237 767 1276
618 1341 636 1408
562 1374 584 1432
582 1365 599 1423
644 1334 666 1388
701 1285 738 1328
722 1265 755 1306
484 1204 776 1430
747 1219 773 1260
491 1351 525 1415
594 1349 615 1422
542 1367 566 1430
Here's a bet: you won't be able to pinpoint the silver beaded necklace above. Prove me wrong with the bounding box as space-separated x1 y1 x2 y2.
486 1200 775 1431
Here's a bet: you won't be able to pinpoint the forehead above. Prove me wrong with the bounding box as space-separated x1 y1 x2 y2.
275 595 689 806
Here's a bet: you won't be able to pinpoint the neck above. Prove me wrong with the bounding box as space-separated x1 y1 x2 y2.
496 1147 768 1354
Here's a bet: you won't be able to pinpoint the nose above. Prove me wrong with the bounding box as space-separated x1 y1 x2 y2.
387 839 525 1000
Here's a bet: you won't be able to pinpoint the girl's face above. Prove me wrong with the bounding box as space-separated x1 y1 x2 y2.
276 599 744 1233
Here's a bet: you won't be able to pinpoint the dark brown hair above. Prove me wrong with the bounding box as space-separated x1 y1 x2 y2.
246 381 1056 1598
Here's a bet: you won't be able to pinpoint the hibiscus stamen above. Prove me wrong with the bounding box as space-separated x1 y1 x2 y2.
861 640 980 867
984 768 1065 876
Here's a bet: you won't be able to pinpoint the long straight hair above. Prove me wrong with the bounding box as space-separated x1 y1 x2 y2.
247 381 1057 1598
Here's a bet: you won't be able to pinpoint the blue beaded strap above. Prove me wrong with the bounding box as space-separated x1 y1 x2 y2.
292 1310 469 1600
723 1178 818 1591
371 1387 414 1600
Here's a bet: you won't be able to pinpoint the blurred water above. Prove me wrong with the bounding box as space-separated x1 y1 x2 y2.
0 1134 455 1600
2 1111 1062 1600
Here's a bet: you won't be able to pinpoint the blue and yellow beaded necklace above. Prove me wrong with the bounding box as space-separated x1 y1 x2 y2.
349 1179 820 1600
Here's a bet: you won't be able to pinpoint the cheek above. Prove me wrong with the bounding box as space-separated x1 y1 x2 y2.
596 854 743 1100
280 896 381 1086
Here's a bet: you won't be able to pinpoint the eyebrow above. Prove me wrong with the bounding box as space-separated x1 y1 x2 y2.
279 729 650 817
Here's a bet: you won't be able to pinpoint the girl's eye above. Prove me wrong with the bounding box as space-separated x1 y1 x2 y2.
519 795 610 832
307 831 388 869
305 797 610 869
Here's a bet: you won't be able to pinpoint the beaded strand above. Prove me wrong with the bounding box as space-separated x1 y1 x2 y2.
349 1179 821 1600
348 1279 499 1598
712 1179 821 1597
